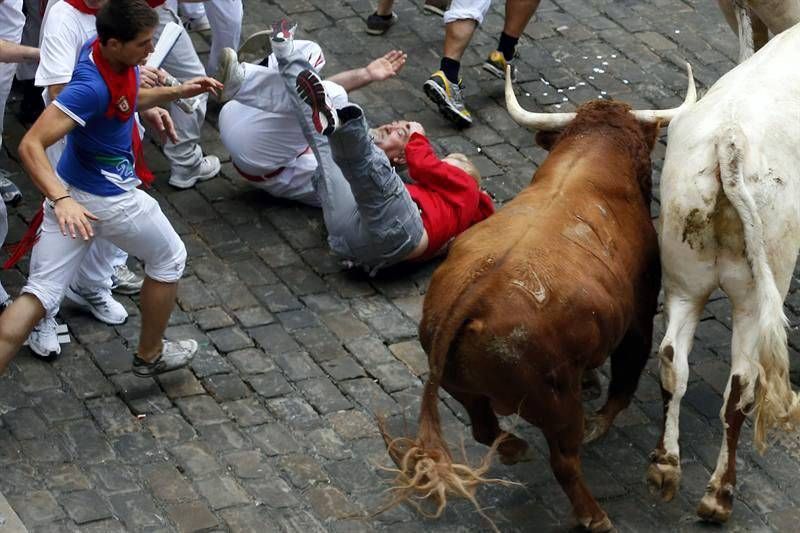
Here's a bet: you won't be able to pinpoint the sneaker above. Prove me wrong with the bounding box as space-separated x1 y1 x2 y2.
483 50 517 81
270 18 297 58
168 155 221 189
423 70 473 128
111 264 144 296
296 69 340 135
132 339 198 378
423 0 449 16
237 29 272 63
0 171 22 206
216 48 245 103
65 284 128 325
183 14 211 32
366 12 398 35
27 317 61 362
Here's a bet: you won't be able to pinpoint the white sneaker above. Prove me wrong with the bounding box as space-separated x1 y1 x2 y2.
183 14 210 32
65 284 128 325
111 264 144 296
132 339 198 377
28 317 61 361
270 19 297 59
217 48 245 103
168 155 221 189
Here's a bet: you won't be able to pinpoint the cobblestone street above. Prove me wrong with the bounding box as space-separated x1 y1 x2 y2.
3 0 800 531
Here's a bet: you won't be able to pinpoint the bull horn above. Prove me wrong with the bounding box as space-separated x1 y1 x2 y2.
630 63 696 124
504 64 575 131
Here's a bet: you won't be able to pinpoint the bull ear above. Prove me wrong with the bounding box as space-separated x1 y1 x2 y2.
535 130 560 151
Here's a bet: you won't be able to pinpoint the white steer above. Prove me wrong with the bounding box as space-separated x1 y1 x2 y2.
648 19 800 524
717 0 800 61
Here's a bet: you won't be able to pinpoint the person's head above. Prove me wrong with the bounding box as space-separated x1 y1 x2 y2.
96 0 158 66
443 153 481 185
370 120 425 165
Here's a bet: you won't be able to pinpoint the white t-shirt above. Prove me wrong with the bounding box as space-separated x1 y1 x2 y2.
35 0 97 88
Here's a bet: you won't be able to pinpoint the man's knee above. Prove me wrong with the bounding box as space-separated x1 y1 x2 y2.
144 239 187 283
20 281 63 317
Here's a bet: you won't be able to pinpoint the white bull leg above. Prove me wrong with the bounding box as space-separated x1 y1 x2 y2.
697 297 760 522
647 292 705 501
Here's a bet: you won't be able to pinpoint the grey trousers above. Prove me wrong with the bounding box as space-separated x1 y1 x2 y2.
276 49 424 274
155 4 207 174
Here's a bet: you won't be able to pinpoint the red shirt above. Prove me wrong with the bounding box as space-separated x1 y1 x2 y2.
404 133 495 260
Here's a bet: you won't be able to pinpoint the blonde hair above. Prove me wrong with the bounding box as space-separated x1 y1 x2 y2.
443 153 481 185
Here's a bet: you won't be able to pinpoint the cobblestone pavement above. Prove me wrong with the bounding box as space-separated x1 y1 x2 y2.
2 0 800 531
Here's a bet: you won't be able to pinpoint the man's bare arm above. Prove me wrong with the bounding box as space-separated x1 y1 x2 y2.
0 39 39 63
47 83 66 101
326 50 407 92
137 76 222 110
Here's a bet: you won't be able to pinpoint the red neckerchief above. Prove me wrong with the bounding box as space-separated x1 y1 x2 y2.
90 39 154 185
64 0 99 15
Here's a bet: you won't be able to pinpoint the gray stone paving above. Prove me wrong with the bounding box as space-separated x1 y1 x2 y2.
2 0 800 531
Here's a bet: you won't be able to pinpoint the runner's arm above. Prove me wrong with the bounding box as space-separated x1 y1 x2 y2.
137 76 223 110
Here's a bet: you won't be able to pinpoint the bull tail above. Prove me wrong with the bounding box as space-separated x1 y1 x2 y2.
378 312 514 531
716 125 800 452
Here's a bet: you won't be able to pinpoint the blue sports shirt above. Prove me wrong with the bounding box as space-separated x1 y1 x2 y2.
53 40 141 196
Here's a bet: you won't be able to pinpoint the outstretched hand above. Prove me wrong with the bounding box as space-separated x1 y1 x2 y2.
179 76 224 98
366 50 407 82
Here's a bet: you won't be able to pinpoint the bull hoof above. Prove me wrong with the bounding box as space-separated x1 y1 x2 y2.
697 484 733 523
647 450 681 502
576 513 613 533
582 368 603 401
583 412 611 444
497 434 533 465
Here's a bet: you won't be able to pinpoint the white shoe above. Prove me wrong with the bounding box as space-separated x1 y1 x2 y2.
28 317 61 361
65 285 128 325
168 155 221 189
111 264 144 296
133 339 198 377
183 14 210 32
217 48 245 103
270 19 297 59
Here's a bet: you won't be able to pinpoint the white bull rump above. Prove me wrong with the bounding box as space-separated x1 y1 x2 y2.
651 18 800 524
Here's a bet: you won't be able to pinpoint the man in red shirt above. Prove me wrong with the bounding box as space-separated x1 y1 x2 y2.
262 20 493 274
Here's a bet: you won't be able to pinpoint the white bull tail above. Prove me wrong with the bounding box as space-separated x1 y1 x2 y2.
716 124 800 452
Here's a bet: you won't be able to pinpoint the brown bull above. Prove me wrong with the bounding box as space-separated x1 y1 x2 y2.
381 66 696 531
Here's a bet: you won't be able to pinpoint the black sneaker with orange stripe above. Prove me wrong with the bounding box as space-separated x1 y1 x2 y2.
296 69 340 135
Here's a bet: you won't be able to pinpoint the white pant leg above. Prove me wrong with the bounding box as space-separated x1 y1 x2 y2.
0 62 17 149
443 0 492 25
234 41 331 112
204 0 242 74
0 200 9 304
69 189 187 283
22 204 93 315
155 4 207 174
73 239 125 290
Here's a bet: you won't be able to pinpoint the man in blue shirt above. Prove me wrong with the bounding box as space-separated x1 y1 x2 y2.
0 0 222 377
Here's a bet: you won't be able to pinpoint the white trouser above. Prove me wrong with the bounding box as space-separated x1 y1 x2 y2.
443 0 492 25
205 0 242 74
0 0 24 148
16 0 42 81
154 3 207 175
0 201 9 304
174 0 242 73
23 188 187 315
220 40 346 206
